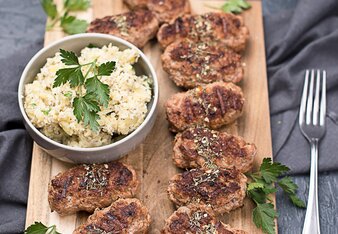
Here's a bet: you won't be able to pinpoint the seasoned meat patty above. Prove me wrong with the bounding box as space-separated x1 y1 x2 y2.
173 127 256 173
167 168 247 214
147 0 191 23
162 40 244 88
73 198 151 234
123 0 148 9
87 9 159 48
166 82 244 132
157 12 249 51
48 162 138 216
162 204 247 234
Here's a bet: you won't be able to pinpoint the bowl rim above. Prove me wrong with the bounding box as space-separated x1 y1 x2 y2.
18 33 159 152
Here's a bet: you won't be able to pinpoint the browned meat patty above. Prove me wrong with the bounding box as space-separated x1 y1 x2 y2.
157 12 249 51
162 40 244 88
166 82 244 132
73 198 151 234
123 0 148 8
162 204 247 234
87 9 159 48
48 162 138 216
147 0 191 23
173 127 256 173
167 168 247 214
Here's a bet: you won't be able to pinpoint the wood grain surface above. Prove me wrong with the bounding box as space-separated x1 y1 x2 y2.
25 1 274 233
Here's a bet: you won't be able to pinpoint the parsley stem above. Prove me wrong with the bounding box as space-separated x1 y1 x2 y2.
83 59 97 79
81 61 95 67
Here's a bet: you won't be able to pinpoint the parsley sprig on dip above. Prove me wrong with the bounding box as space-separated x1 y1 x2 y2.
247 158 305 234
53 49 115 132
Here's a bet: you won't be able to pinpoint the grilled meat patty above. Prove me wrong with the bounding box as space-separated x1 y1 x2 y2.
173 127 256 173
157 12 249 51
48 162 138 216
73 198 151 234
162 204 247 234
87 9 159 48
167 168 247 214
162 40 244 88
166 82 244 132
147 0 191 23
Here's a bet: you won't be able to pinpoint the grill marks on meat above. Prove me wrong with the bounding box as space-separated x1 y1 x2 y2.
157 12 249 51
166 82 244 132
147 0 191 23
73 198 151 234
87 9 159 48
173 127 256 173
162 204 247 234
162 40 244 88
167 168 247 214
48 162 138 215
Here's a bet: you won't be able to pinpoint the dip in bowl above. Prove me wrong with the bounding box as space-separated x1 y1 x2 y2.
18 33 158 163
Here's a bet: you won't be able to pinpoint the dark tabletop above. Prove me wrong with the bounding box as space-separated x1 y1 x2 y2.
0 0 337 233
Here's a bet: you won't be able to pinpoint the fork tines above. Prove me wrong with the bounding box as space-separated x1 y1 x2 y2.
299 69 326 127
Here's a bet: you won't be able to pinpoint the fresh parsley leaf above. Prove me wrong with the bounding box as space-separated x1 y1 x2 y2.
278 176 297 194
247 182 264 191
262 184 277 195
247 188 267 204
253 203 278 234
289 194 306 208
73 94 100 131
247 158 305 234
54 49 114 132
59 49 79 65
24 222 60 234
60 14 88 35
54 67 84 88
85 76 110 106
83 108 100 132
97 61 116 76
64 0 90 11
260 158 289 183
220 0 251 14
40 0 57 19
278 177 306 208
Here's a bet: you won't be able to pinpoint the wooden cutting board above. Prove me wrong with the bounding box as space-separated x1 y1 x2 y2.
25 0 274 233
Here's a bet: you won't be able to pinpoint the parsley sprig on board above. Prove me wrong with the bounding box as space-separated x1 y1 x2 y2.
41 0 90 34
53 49 115 132
206 0 251 14
247 158 306 234
24 222 60 234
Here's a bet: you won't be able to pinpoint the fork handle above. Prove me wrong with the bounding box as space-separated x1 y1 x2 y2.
302 140 320 234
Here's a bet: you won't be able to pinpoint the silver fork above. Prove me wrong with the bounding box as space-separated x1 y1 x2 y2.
299 69 326 234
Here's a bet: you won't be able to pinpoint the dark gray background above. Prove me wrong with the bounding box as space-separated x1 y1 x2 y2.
0 0 337 233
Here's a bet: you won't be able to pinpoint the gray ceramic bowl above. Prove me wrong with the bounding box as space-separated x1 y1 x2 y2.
18 33 158 164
